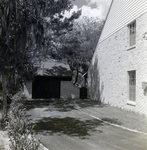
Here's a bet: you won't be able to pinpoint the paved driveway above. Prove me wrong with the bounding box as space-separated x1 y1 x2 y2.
26 100 147 150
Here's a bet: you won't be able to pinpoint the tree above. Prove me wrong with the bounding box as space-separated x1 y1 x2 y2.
53 16 104 86
0 0 81 120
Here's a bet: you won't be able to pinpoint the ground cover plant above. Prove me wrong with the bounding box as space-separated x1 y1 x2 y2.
7 93 39 150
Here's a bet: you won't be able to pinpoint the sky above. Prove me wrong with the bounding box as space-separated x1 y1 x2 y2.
65 0 112 20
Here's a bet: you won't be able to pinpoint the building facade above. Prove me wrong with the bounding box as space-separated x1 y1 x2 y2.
25 60 80 99
88 0 147 116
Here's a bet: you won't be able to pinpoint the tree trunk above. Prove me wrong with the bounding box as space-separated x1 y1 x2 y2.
1 73 7 123
73 69 79 85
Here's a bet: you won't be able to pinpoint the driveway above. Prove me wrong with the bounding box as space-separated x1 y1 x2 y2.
26 99 147 150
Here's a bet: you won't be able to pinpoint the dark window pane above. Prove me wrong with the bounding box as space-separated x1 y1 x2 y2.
128 71 136 101
129 21 136 46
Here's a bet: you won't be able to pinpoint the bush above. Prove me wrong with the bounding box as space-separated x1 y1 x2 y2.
7 95 39 150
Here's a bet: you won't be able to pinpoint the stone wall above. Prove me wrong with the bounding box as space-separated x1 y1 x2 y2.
88 12 147 116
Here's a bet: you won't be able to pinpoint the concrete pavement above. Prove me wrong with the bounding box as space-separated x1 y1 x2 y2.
75 100 147 134
26 99 147 150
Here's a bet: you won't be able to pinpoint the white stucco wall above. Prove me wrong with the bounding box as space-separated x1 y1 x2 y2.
89 12 147 116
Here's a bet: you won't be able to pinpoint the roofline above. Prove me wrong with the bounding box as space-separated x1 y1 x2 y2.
34 75 72 81
98 9 147 44
96 0 114 45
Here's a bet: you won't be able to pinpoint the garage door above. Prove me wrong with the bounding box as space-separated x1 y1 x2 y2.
32 76 60 99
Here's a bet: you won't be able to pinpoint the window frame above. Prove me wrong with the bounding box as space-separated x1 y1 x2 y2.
128 70 136 103
127 20 136 49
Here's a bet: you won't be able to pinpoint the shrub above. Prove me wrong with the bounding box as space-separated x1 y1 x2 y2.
8 95 39 150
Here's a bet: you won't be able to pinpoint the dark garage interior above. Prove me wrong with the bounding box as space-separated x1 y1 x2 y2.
32 76 72 99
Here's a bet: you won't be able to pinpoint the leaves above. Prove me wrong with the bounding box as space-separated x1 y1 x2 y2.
0 0 81 121
49 16 104 86
0 0 80 94
8 95 39 150
53 16 104 72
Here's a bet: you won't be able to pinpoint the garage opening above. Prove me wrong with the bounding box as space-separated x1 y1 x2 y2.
32 76 72 99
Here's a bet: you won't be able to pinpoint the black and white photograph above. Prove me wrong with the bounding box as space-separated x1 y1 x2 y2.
1 0 147 150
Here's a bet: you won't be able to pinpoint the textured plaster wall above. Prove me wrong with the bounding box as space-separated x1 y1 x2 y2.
88 12 147 116
88 56 99 100
60 81 79 99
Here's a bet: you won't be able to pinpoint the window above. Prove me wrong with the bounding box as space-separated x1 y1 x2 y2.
128 71 136 101
128 21 136 46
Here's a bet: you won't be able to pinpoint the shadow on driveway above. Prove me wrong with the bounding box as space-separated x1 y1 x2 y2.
33 117 104 139
26 99 104 112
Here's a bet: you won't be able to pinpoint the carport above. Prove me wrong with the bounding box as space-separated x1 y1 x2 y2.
32 76 72 99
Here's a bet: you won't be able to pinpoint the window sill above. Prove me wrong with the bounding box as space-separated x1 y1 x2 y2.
127 45 136 50
127 101 136 106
